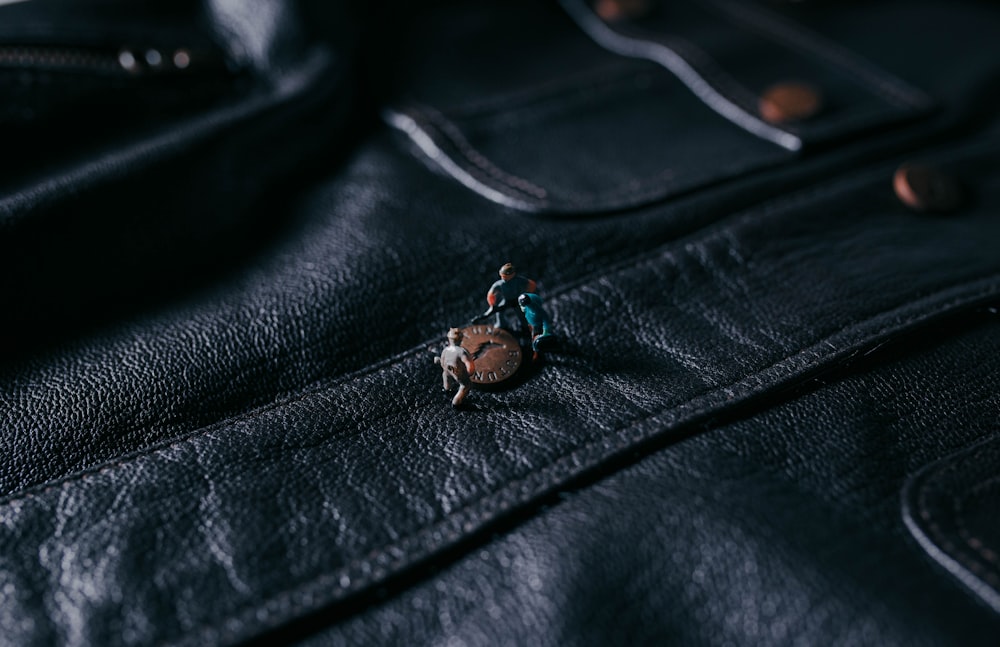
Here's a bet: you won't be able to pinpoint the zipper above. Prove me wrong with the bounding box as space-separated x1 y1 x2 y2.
0 44 228 76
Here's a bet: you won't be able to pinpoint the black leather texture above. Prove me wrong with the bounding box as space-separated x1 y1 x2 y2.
2 0 1000 645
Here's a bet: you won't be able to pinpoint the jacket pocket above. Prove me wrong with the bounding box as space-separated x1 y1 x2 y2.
903 435 1000 613
385 0 932 213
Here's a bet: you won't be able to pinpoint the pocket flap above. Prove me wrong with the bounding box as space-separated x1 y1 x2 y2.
385 0 933 214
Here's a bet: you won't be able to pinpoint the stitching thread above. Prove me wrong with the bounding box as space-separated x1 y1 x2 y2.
917 439 1000 586
706 0 931 109
5 275 999 646
186 277 1000 646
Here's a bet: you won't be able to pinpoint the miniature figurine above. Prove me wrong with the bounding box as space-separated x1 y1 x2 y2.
517 292 557 353
434 327 476 407
474 262 537 331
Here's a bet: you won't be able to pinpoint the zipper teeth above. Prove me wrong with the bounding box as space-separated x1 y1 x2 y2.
0 45 206 75
0 46 121 72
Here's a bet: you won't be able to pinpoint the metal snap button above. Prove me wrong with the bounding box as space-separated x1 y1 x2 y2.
593 0 652 21
893 163 962 213
759 82 822 124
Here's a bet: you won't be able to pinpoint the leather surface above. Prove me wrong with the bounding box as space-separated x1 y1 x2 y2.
1 0 1000 645
303 314 1000 647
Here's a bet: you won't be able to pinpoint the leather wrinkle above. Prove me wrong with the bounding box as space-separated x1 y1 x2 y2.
190 277 1000 645
301 312 1000 647
5 268 1000 647
6 3 1000 644
4 134 988 499
4 132 996 491
160 173 1000 640
0 140 866 482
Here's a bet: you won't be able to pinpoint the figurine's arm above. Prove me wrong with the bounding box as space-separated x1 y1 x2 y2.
463 353 475 374
472 286 501 322
486 286 501 309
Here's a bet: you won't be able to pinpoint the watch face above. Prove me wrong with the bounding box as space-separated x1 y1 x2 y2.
458 324 523 385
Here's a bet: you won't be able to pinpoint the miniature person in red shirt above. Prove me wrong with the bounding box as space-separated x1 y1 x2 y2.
476 262 537 331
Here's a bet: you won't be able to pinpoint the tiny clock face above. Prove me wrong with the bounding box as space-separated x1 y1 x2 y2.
458 324 523 385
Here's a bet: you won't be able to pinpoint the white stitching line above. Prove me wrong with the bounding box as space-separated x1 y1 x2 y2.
707 0 930 109
414 106 550 199
6 136 999 643
383 108 542 211
8 274 999 647
191 277 1000 647
558 0 802 152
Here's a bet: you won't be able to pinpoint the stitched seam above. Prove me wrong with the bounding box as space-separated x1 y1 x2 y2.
0 154 864 494
919 442 1000 584
180 276 1000 646
560 0 801 151
631 32 761 118
411 105 549 200
5 275 1000 646
955 485 1000 585
445 65 660 121
10 135 997 501
400 102 789 210
415 99 760 210
455 35 758 132
706 0 930 109
456 73 666 134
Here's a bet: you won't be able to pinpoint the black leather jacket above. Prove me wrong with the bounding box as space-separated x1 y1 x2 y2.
3 0 1000 644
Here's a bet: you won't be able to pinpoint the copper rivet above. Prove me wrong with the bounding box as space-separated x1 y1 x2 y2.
893 163 962 213
759 82 822 124
594 0 652 22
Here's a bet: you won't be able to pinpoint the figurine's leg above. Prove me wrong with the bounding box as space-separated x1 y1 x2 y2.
442 370 452 391
533 333 557 353
452 382 469 407
518 312 530 335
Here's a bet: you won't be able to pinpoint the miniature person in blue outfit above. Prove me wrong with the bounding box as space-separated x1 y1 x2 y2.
517 292 556 353
476 262 537 331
